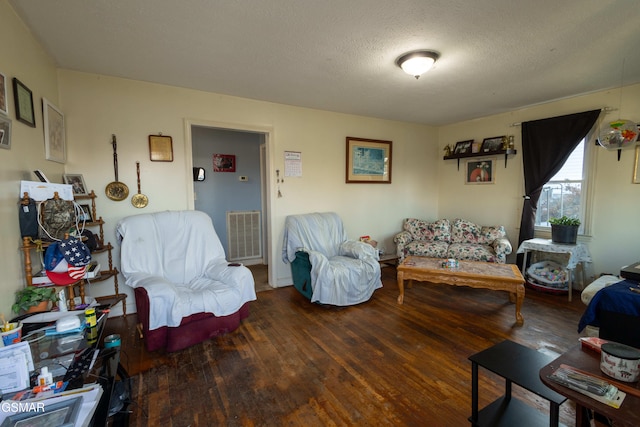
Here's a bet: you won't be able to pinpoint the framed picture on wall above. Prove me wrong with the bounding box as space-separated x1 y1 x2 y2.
0 71 8 116
465 159 495 184
213 154 236 172
149 134 174 162
12 77 35 127
345 136 392 183
43 98 66 163
0 114 11 150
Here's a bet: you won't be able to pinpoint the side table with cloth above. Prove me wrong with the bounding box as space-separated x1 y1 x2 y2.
517 238 592 302
578 280 640 348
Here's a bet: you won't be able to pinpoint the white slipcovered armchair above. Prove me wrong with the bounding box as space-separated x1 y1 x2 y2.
116 210 256 352
282 212 382 306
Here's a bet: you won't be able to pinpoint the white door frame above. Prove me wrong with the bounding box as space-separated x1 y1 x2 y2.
184 118 275 285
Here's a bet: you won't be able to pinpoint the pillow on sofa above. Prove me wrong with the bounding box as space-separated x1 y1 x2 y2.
403 218 450 243
451 218 505 244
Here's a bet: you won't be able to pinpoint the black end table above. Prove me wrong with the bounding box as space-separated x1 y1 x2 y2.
469 339 567 426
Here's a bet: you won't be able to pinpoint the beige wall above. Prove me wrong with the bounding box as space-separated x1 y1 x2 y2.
0 1 61 317
57 70 438 315
438 83 640 277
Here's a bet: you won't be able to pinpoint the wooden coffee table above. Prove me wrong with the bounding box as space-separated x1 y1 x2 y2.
397 256 525 325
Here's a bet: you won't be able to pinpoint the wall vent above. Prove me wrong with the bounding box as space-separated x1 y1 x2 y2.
227 210 262 261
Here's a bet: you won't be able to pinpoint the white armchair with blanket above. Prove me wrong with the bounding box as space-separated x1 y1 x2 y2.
116 210 256 352
282 212 382 306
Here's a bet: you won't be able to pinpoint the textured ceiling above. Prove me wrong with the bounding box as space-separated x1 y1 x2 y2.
9 0 640 126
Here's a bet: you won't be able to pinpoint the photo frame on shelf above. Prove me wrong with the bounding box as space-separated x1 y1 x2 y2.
43 98 66 163
453 140 473 155
346 136 392 183
0 71 8 115
0 114 11 150
633 146 640 184
62 173 88 196
465 159 495 184
481 136 506 153
78 203 93 222
12 77 35 127
149 134 173 162
213 154 236 172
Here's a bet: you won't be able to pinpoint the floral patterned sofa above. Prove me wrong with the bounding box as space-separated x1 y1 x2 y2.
393 218 512 263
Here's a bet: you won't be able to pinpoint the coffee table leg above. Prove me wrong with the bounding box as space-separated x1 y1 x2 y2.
515 283 525 326
397 271 405 304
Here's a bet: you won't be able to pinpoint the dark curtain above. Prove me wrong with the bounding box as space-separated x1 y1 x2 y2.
516 109 601 266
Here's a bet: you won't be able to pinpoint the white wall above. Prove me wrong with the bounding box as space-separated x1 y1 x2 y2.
0 1 60 317
57 70 438 315
438 83 640 277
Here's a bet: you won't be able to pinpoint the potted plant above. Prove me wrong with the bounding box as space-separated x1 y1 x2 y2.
549 216 580 244
12 286 58 314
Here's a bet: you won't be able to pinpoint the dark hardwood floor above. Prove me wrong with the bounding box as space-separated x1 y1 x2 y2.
104 266 587 426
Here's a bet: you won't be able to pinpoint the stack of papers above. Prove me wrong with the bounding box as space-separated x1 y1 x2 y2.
0 341 34 394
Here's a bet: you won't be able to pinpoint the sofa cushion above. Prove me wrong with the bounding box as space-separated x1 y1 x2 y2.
451 218 505 244
447 243 499 263
404 218 450 243
405 240 449 259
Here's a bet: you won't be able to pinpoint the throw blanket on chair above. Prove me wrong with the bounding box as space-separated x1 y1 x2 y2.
282 212 382 306
117 210 256 330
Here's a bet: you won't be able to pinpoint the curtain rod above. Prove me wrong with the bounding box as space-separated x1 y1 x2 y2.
509 107 615 127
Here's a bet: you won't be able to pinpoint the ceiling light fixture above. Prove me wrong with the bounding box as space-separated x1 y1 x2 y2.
396 50 439 79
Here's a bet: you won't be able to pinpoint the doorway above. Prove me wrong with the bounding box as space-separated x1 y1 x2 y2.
186 120 273 289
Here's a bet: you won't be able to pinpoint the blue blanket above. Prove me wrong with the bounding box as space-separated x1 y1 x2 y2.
578 279 640 332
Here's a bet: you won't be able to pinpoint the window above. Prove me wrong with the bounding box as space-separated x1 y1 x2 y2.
535 137 593 235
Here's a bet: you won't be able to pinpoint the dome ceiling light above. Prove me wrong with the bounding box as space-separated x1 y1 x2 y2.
396 50 439 79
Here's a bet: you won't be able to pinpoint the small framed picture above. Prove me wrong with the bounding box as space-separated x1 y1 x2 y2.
149 134 174 162
63 173 88 195
43 98 66 163
0 71 8 115
0 114 11 150
12 77 35 127
78 204 94 222
481 136 506 153
213 154 236 172
466 159 495 184
453 140 473 155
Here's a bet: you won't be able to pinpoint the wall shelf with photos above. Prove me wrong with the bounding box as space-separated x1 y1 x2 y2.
444 149 517 169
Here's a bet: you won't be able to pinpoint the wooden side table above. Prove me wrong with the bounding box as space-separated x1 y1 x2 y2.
469 339 567 426
540 345 640 427
378 253 398 267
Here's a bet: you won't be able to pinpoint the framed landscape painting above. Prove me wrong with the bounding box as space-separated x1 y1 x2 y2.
346 137 392 183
